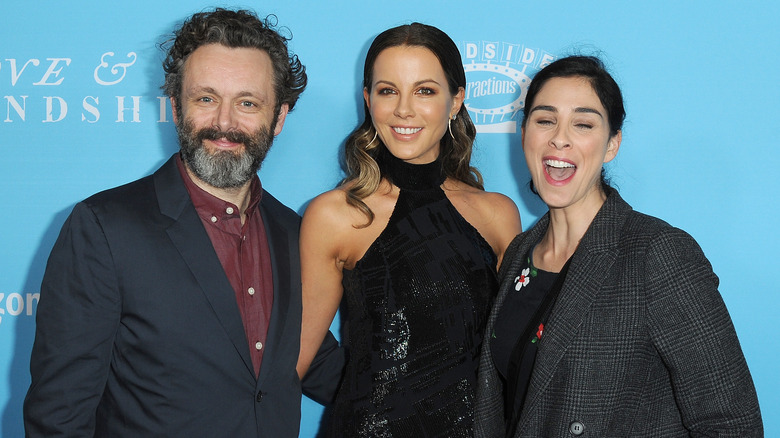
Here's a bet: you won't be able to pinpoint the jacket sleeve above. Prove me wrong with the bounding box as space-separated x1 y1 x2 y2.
24 202 121 437
645 227 763 437
474 233 528 438
497 234 525 281
300 330 345 404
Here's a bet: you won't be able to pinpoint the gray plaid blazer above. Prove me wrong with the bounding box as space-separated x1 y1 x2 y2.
474 190 762 437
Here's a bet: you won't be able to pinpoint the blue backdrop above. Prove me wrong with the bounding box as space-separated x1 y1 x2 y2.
2 1 778 436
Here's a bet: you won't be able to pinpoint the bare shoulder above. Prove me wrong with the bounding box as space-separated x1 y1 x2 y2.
444 180 522 267
302 188 359 235
467 188 520 219
444 180 520 227
303 188 347 219
302 183 396 269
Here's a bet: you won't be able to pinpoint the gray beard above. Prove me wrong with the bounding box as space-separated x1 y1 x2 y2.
177 118 275 188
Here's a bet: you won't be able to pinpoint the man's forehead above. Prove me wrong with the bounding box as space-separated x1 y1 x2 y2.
180 45 276 94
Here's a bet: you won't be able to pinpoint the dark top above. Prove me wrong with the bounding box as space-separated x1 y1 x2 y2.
329 151 498 437
489 251 557 436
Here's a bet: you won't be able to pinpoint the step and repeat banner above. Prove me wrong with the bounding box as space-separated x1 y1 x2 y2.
2 1 778 435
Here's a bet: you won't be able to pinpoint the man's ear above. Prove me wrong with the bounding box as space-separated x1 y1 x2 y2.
170 97 179 124
273 103 290 136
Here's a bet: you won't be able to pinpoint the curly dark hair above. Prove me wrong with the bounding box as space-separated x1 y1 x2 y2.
161 8 306 117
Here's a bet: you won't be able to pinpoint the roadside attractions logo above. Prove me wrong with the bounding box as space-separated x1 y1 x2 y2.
2 51 173 124
460 41 554 134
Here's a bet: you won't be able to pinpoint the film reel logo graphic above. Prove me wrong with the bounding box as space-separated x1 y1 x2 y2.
464 61 531 134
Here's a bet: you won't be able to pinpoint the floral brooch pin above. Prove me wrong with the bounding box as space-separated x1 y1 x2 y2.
514 257 538 291
531 323 544 344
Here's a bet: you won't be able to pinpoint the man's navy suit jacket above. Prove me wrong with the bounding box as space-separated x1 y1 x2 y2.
24 155 344 437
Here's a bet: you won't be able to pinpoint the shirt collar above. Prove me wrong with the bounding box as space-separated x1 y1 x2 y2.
175 153 263 218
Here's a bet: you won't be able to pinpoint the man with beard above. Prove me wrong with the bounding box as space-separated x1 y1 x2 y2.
24 9 344 438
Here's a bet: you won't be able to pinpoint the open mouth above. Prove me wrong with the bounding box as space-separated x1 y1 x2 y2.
544 159 576 182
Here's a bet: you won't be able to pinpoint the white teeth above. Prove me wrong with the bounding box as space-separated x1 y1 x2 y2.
393 127 422 135
544 159 575 168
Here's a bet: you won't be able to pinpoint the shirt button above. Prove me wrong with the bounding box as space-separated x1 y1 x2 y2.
248 287 255 296
210 215 217 223
226 207 234 214
569 421 585 436
255 341 263 350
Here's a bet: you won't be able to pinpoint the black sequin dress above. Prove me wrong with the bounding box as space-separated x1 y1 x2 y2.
328 152 498 437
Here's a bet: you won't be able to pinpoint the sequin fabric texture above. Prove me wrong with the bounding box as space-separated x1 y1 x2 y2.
328 155 498 437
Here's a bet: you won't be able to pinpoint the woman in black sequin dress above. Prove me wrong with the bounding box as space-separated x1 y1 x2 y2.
297 23 522 437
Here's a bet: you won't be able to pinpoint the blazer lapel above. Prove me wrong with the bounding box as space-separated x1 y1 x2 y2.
492 217 549 339
516 191 631 434
255 195 294 387
154 156 255 376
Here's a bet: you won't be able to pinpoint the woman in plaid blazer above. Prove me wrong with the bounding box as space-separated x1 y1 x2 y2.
474 55 762 437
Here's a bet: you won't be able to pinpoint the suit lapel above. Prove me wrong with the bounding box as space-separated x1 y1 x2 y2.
255 194 294 387
491 218 548 344
154 156 254 376
516 191 631 434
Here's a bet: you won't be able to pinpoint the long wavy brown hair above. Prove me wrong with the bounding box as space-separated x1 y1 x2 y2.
343 23 483 227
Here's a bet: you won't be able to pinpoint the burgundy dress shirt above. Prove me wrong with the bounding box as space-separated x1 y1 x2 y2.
176 155 273 377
